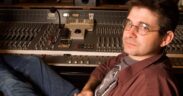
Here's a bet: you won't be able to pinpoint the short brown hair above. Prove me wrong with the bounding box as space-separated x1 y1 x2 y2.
127 0 179 36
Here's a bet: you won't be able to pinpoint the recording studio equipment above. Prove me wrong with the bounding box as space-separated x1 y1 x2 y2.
65 14 94 40
74 0 97 6
49 7 62 29
0 9 182 68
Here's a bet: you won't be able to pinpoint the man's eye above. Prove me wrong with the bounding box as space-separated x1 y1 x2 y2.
143 26 149 30
141 24 150 30
127 22 132 26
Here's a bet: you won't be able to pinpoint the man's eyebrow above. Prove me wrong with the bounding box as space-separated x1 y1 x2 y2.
126 18 149 25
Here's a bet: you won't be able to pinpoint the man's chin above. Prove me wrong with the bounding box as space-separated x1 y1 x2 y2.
127 53 137 56
124 49 136 55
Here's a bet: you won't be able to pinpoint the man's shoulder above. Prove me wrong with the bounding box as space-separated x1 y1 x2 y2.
142 61 173 80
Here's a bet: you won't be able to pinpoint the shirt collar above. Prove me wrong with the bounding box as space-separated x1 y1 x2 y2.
118 52 166 84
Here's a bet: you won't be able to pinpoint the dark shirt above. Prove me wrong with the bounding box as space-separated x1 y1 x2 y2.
92 52 179 96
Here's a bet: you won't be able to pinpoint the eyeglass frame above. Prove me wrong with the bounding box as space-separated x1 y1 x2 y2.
122 18 160 35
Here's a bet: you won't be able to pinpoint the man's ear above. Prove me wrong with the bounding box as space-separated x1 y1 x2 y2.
160 31 174 47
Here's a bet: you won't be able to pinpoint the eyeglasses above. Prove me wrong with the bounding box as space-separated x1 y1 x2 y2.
122 19 159 35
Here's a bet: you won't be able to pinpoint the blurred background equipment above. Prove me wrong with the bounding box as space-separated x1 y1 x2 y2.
74 0 98 6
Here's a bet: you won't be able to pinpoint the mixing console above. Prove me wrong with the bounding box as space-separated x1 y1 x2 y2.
0 23 122 52
167 25 183 54
0 9 182 68
170 57 183 68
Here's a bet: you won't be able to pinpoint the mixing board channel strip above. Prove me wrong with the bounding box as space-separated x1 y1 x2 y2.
0 23 182 54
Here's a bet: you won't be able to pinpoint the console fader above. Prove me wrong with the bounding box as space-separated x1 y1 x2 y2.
0 9 182 68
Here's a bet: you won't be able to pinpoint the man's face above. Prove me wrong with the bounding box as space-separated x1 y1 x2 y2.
122 6 164 60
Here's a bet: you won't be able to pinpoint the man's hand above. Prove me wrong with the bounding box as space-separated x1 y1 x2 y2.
74 76 100 96
74 89 93 96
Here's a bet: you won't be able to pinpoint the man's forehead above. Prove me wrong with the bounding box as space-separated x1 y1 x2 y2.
127 6 159 26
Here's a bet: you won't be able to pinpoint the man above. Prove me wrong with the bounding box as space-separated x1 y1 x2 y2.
0 0 180 96
77 0 179 95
